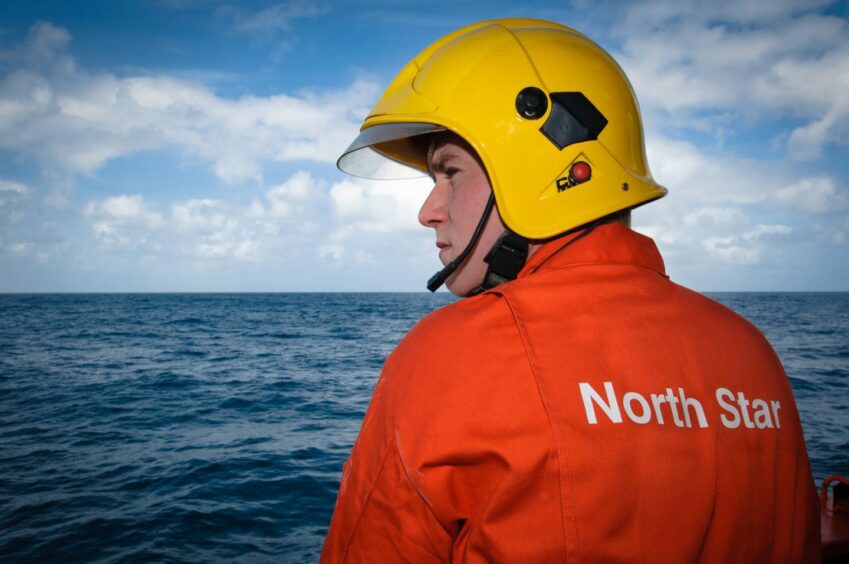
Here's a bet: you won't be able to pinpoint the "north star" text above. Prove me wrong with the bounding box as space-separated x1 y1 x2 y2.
579 381 781 429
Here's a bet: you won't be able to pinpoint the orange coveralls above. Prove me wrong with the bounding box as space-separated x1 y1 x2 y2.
321 222 820 562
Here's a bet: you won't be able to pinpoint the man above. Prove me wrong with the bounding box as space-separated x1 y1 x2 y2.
321 18 820 562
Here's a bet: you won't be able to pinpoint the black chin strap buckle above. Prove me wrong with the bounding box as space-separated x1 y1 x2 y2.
479 230 529 291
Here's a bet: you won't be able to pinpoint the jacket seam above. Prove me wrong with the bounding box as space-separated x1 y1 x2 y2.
766 346 806 562
494 291 573 561
392 428 453 556
522 259 668 280
339 444 394 564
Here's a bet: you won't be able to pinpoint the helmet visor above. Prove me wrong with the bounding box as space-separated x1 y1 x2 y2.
337 122 445 179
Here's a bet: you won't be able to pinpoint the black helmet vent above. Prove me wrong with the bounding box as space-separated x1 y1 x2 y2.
540 92 608 150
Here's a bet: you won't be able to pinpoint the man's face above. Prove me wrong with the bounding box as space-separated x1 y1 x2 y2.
418 137 507 296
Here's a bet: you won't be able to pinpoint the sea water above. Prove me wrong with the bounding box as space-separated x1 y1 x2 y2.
1 293 847 562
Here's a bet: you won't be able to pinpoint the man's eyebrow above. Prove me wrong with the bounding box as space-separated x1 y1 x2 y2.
428 150 460 174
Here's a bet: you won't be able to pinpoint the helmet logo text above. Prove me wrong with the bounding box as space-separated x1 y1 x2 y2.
558 161 592 192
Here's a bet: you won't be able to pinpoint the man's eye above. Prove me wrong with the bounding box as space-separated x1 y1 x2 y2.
444 167 460 178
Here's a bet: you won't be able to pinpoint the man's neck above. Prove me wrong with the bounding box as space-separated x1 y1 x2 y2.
525 214 631 261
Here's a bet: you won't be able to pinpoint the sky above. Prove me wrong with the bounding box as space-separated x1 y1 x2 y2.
1 0 848 292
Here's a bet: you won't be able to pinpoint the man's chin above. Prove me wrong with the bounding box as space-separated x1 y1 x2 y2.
445 272 474 298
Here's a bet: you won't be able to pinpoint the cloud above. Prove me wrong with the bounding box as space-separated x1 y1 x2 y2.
316 175 433 267
0 179 30 195
329 177 431 235
0 21 379 184
83 194 165 245
74 169 434 273
645 134 785 206
23 20 72 61
701 224 792 265
0 177 68 263
774 176 849 214
218 1 325 34
834 216 849 244
682 207 745 227
84 194 164 226
634 131 833 269
0 179 32 251
614 0 849 157
265 170 324 218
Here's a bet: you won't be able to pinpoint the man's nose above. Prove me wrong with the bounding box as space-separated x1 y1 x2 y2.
418 182 447 228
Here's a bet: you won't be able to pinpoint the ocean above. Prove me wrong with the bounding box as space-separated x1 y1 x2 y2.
1 292 847 562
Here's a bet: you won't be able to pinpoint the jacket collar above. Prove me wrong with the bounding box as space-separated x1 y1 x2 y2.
518 221 667 279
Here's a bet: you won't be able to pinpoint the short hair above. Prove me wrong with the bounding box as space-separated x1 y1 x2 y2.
425 131 484 175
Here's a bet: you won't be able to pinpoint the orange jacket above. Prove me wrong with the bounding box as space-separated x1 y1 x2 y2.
321 222 820 562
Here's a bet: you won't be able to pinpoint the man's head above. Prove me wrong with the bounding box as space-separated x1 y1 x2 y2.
337 18 665 293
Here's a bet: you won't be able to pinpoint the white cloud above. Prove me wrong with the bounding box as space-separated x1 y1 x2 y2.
24 20 72 61
615 0 849 157
85 194 164 225
743 223 794 240
219 1 325 34
316 176 434 268
834 216 849 244
83 194 165 244
701 224 791 265
681 207 745 227
329 177 432 236
645 134 784 206
774 176 849 214
0 179 30 195
5 242 30 254
635 133 810 269
0 180 32 249
76 170 435 272
76 170 432 268
0 21 380 184
266 170 324 218
702 236 761 265
0 178 69 264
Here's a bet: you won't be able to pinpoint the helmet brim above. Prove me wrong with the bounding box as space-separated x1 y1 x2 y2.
337 122 445 179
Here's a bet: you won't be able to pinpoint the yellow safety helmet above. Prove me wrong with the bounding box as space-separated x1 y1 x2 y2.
338 18 666 240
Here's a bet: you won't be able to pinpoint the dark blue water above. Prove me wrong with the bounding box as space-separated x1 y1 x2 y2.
0 292 846 562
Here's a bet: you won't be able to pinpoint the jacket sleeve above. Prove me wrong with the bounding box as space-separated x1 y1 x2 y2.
319 373 453 563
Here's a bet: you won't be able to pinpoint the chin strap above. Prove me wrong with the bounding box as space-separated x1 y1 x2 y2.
427 193 496 292
468 229 529 295
426 192 532 295
428 197 610 295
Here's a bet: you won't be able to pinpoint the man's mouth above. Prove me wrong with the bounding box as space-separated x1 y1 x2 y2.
436 241 451 264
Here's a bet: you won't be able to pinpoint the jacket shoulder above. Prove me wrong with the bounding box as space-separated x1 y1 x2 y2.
394 293 515 358
669 284 782 355
379 291 541 424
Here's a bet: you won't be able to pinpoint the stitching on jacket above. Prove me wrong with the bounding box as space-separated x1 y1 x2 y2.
339 444 394 563
531 259 669 279
696 415 720 559
392 427 454 554
766 345 808 561
495 291 574 561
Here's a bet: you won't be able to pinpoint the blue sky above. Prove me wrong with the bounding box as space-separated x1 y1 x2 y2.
1 0 848 292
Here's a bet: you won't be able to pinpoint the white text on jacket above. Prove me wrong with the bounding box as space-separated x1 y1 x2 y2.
579 381 781 429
